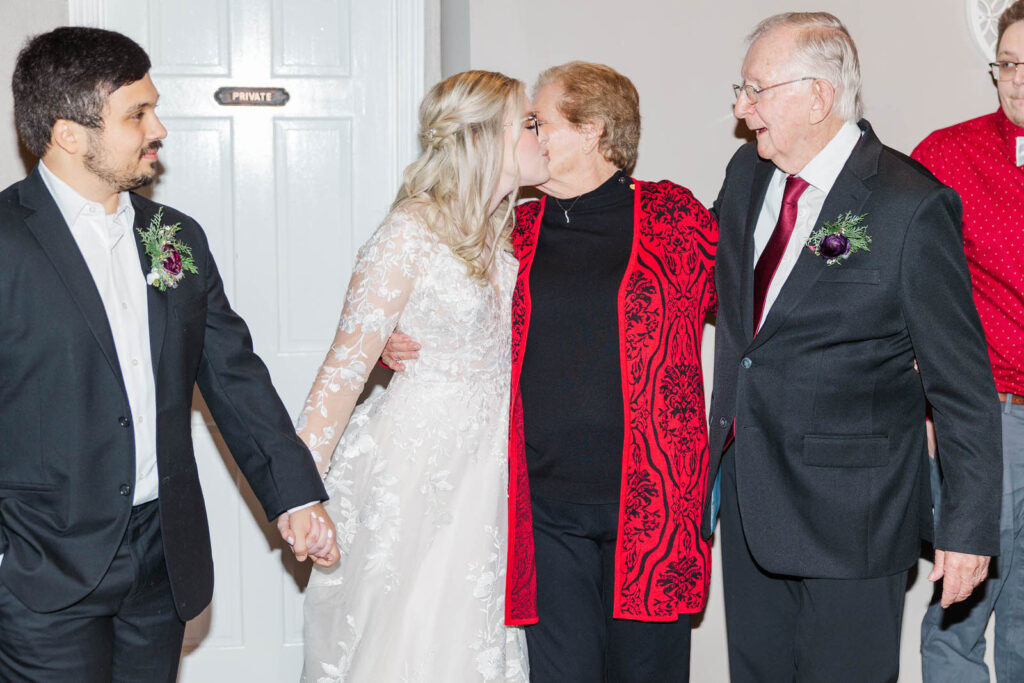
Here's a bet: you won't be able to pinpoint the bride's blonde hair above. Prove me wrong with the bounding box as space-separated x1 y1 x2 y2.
393 70 526 280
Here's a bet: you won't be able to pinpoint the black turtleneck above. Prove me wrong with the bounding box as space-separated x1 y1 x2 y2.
521 170 635 503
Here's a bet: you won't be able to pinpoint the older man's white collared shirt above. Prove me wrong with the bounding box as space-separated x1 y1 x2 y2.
38 162 159 506
752 121 862 331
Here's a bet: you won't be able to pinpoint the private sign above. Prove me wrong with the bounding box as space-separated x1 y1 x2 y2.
214 87 290 106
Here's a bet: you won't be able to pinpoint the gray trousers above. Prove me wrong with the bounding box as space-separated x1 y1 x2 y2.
921 395 1024 682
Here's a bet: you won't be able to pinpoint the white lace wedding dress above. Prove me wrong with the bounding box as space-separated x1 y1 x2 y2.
297 209 528 682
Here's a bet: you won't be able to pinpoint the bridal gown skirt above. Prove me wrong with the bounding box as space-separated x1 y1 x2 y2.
301 369 528 682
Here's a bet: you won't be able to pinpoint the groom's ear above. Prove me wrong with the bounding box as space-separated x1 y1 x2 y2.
49 119 84 156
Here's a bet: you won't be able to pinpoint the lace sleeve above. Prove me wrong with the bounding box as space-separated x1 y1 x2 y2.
297 211 431 475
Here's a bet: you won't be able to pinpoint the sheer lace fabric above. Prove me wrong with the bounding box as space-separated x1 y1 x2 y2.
297 210 527 682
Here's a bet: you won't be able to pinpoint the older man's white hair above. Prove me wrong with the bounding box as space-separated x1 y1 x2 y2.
748 12 864 122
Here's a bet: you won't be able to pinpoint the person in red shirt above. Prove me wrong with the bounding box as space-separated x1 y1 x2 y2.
912 2 1024 680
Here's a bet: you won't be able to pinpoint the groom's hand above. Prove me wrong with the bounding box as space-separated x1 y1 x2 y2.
277 503 339 567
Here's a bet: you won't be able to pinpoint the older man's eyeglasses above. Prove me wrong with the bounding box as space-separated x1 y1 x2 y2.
732 77 818 104
989 61 1024 81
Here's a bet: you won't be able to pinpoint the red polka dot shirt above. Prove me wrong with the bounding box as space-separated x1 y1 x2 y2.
913 108 1024 395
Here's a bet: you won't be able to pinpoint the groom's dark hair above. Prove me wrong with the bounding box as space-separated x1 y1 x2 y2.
12 27 151 158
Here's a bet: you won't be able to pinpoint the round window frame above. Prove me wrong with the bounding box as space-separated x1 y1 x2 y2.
967 0 1014 60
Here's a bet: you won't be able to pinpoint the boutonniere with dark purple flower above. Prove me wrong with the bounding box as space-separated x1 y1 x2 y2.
806 211 871 265
137 208 198 291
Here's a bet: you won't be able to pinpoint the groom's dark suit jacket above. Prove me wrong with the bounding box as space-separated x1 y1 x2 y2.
703 121 1002 578
0 166 326 620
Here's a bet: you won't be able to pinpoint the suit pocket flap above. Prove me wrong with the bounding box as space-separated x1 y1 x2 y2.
803 434 889 467
0 480 58 492
817 268 880 284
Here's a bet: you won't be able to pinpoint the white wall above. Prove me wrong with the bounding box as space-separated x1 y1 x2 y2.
454 1 1000 681
440 0 470 78
0 0 68 188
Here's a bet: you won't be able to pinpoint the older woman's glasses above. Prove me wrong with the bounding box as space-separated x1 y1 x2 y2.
989 61 1024 81
732 76 818 104
505 114 542 136
524 114 541 136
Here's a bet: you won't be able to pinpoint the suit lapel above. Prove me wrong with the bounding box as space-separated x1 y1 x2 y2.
741 159 775 342
20 168 126 391
131 196 168 373
748 121 881 351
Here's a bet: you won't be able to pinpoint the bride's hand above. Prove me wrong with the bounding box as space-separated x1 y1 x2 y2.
305 510 338 567
381 333 420 371
277 505 339 567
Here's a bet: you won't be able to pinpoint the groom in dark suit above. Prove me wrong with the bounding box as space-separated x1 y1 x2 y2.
0 27 336 681
704 12 1002 682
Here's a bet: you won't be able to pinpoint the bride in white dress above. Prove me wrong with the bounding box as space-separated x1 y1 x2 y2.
297 70 549 682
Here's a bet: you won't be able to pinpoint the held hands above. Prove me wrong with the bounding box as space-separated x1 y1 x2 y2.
380 333 420 371
276 503 340 567
929 549 990 608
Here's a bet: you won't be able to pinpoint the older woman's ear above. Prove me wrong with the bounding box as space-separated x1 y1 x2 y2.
579 121 605 154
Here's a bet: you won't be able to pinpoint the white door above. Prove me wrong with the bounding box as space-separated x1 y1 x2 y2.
73 0 426 678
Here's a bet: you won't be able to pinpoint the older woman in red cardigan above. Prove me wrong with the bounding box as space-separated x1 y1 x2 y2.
385 62 717 682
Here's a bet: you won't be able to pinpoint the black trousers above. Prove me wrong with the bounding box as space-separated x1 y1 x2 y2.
0 500 186 682
719 448 907 682
526 496 691 683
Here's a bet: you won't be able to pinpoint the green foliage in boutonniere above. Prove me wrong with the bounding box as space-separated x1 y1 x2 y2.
806 211 871 265
137 207 198 291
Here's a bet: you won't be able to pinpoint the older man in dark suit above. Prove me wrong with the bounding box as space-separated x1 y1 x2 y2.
0 27 336 681
704 12 1002 682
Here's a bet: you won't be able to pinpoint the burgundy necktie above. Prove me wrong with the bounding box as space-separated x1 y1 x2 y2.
752 175 810 332
722 176 810 456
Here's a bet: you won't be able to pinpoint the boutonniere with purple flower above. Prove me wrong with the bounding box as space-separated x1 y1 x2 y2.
806 211 871 265
137 208 198 291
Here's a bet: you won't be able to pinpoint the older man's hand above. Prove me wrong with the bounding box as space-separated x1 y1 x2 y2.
929 549 990 607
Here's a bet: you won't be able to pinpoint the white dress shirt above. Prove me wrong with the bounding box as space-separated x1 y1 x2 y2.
753 121 862 330
39 162 160 506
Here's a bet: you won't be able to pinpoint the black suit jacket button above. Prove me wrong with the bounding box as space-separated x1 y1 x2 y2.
719 417 729 427
741 357 753 369
119 416 131 428
119 484 131 496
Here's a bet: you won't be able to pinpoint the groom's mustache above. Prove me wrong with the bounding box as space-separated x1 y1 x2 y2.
141 140 163 157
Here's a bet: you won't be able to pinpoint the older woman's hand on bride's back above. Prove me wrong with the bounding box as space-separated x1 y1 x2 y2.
381 332 420 371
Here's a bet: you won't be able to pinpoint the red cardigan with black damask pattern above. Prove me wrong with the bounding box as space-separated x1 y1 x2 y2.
504 179 718 625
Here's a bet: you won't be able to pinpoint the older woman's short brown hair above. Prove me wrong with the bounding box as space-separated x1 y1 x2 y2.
535 61 641 173
999 0 1024 49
